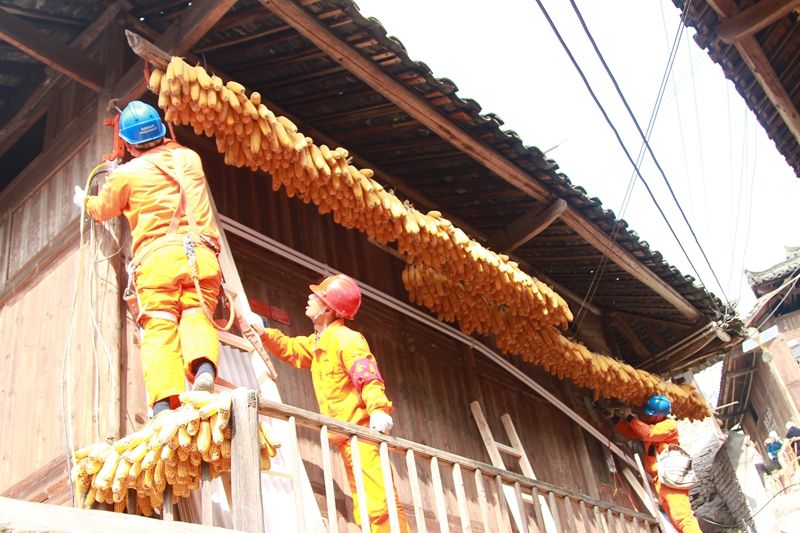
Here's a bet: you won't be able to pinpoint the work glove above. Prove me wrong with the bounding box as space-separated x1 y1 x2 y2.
621 407 634 421
105 158 120 174
369 411 393 434
72 185 86 209
244 310 266 336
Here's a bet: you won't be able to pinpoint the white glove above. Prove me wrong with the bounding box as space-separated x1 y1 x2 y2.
105 158 120 173
244 310 266 335
622 407 633 420
369 411 393 434
72 185 86 209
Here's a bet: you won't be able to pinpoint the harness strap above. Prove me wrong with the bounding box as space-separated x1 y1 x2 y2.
150 310 178 324
128 148 233 332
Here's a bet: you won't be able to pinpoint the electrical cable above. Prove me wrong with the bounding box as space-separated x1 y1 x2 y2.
756 267 800 331
686 32 710 237
578 3 688 325
61 163 107 507
566 0 730 311
577 7 687 327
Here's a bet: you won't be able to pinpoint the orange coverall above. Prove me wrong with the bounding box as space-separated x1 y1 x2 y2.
614 417 702 533
85 140 221 407
260 319 409 533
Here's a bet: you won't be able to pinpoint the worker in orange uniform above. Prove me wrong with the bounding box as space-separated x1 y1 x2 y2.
612 396 702 533
73 101 221 416
250 274 409 533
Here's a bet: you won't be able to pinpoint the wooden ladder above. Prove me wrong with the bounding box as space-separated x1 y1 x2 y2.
471 401 558 533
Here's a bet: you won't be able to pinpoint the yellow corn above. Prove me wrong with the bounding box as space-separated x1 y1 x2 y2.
83 487 97 506
95 450 120 490
177 459 189 479
157 412 180 446
217 391 231 424
76 473 91 493
114 500 126 513
221 438 231 458
127 459 143 483
260 447 271 471
165 461 178 482
74 443 96 461
190 450 202 467
186 417 200 437
197 420 211 454
210 414 224 445
178 426 192 449
206 443 218 461
177 446 190 462
141 448 159 471
261 421 282 449
198 401 219 419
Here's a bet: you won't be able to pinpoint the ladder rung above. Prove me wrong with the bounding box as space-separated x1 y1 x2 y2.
495 442 522 457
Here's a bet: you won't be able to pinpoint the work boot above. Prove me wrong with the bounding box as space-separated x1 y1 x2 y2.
192 372 215 393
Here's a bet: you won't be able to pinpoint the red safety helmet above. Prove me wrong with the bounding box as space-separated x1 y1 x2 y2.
310 274 361 320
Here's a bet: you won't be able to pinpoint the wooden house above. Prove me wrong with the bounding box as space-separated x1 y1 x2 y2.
673 0 800 178
0 1 744 531
717 245 800 444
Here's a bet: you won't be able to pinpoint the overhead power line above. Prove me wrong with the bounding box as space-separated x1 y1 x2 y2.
565 0 730 309
532 0 725 320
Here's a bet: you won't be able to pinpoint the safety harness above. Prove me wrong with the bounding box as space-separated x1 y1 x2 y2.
124 148 234 332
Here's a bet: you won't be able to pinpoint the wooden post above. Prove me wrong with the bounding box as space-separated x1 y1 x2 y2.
405 449 428 533
514 482 530 533
289 416 306 533
548 492 564 533
127 490 136 515
230 388 264 533
452 463 473 532
593 506 605 533
495 475 512 533
606 509 616 533
430 457 449 533
201 462 212 526
349 435 370 533
379 442 401 533
163 485 174 521
579 501 592 533
565 497 577 533
532 487 547 533
474 469 491 533
320 426 339 533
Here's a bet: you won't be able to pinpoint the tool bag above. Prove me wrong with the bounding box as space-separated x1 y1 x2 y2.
656 444 696 490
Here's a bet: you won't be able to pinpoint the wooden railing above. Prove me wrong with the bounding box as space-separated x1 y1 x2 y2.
219 389 661 533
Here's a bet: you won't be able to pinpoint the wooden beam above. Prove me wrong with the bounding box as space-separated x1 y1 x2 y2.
707 0 800 154
725 366 757 378
641 321 668 350
716 0 800 43
612 313 651 360
0 1 123 158
484 199 567 253
262 0 702 321
0 6 104 92
113 0 239 106
601 316 622 358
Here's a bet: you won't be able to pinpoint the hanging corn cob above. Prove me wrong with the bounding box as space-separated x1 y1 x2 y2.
70 390 270 515
146 58 708 421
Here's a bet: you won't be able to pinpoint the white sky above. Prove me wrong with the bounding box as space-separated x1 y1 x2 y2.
351 0 800 319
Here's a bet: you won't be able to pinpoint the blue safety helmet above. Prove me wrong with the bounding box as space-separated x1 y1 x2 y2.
643 395 671 417
118 101 166 145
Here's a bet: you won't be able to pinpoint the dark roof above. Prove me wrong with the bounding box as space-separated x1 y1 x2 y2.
673 0 800 177
0 0 743 372
746 245 800 287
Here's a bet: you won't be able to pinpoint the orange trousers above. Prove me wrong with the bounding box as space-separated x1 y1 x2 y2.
656 482 702 533
135 243 221 407
338 440 410 533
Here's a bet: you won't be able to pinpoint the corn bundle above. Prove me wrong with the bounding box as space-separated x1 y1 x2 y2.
70 390 278 515
148 58 708 420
